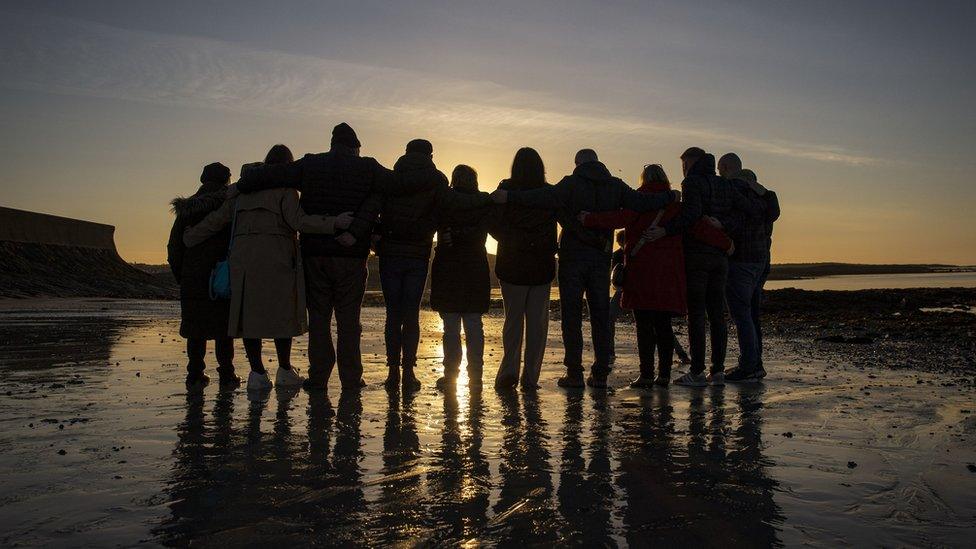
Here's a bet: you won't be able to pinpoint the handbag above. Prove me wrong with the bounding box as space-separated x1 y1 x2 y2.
209 199 239 300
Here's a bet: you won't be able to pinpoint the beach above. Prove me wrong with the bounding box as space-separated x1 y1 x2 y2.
0 296 974 546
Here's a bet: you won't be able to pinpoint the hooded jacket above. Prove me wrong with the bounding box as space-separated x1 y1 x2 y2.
508 161 677 263
168 181 231 298
662 154 765 256
376 153 490 261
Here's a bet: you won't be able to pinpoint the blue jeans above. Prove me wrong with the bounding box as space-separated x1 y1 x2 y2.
558 259 612 377
440 312 484 377
753 262 770 369
726 261 766 372
379 256 429 368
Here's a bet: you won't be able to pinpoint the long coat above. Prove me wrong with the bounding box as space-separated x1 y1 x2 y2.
430 189 491 314
486 178 558 287
184 187 335 338
168 182 232 339
584 181 688 315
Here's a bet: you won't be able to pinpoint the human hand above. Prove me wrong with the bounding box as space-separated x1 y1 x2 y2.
577 211 590 224
705 216 722 229
337 233 356 247
440 229 453 247
490 189 508 204
642 226 666 242
334 211 355 230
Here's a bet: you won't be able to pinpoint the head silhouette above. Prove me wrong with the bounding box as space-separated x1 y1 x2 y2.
718 152 742 178
510 147 546 185
264 144 294 165
406 139 433 156
331 122 361 150
200 162 231 185
680 147 706 177
640 163 671 191
575 149 599 166
450 164 478 192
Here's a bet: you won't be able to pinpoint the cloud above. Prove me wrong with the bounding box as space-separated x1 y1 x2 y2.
0 10 878 166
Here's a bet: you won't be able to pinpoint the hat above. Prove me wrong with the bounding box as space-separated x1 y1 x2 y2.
331 123 361 149
406 139 433 155
200 162 231 184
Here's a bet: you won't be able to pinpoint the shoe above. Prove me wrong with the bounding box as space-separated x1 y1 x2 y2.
756 367 767 379
435 376 456 391
402 370 421 392
673 372 707 387
629 376 655 389
654 375 670 387
384 366 401 388
185 373 210 389
302 378 328 392
275 366 304 388
247 371 273 391
707 372 725 386
726 367 764 383
520 381 540 392
217 373 242 388
557 374 585 388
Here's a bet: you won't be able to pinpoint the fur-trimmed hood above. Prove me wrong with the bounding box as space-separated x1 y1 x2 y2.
170 184 228 218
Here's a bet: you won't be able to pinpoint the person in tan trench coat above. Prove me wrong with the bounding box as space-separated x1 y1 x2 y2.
184 145 354 392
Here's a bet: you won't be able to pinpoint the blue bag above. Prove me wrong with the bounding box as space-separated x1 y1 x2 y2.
209 199 239 300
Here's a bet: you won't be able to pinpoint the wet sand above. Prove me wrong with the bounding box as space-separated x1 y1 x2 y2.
0 299 973 547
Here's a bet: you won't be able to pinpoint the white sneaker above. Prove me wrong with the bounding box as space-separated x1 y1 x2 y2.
247 370 273 391
673 372 707 387
275 366 304 388
707 372 725 386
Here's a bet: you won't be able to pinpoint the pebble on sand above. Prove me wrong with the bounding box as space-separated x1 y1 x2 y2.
847 461 858 468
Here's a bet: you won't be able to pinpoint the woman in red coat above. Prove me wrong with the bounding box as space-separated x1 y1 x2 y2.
581 164 731 387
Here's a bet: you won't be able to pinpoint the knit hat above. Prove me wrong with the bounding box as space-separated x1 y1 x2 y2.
331 123 361 149
200 162 231 185
406 139 433 156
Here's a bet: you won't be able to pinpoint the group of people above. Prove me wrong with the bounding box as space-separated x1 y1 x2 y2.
167 122 779 394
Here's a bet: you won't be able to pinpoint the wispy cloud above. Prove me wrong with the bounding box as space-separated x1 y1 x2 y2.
0 10 878 166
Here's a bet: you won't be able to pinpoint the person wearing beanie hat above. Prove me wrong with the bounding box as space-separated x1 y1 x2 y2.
374 139 491 392
488 148 679 389
233 123 406 393
724 163 780 384
168 162 237 389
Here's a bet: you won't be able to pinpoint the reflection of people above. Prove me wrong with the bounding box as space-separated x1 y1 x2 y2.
486 148 557 391
168 162 238 388
491 149 678 388
431 165 491 390
184 145 346 391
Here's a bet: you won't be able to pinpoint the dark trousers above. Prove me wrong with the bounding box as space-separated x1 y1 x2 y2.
753 262 770 369
242 338 292 373
609 290 622 357
634 309 674 378
304 256 368 389
558 258 612 378
379 256 429 369
685 252 728 375
186 337 235 375
726 261 766 371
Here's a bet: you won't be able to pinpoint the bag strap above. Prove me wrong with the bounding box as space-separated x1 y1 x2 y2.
226 198 240 255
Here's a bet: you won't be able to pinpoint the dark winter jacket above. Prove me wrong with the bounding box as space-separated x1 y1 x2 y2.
376 153 490 261
508 161 677 263
168 181 232 338
729 178 771 264
485 178 558 286
430 188 491 314
762 190 780 254
663 154 765 256
235 145 393 258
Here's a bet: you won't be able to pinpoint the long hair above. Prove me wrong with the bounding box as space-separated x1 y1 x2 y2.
510 147 546 186
451 164 479 192
640 164 670 187
264 144 294 165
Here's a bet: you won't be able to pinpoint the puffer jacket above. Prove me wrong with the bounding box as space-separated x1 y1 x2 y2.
235 145 392 258
430 187 491 313
508 161 677 263
729 177 770 264
663 154 765 256
486 178 558 286
376 153 490 261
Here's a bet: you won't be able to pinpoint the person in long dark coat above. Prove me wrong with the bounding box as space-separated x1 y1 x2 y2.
430 165 491 390
167 162 237 388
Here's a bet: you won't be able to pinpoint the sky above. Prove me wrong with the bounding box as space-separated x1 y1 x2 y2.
0 1 974 264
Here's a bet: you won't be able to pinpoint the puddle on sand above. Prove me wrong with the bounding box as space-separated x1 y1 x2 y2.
0 300 973 546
